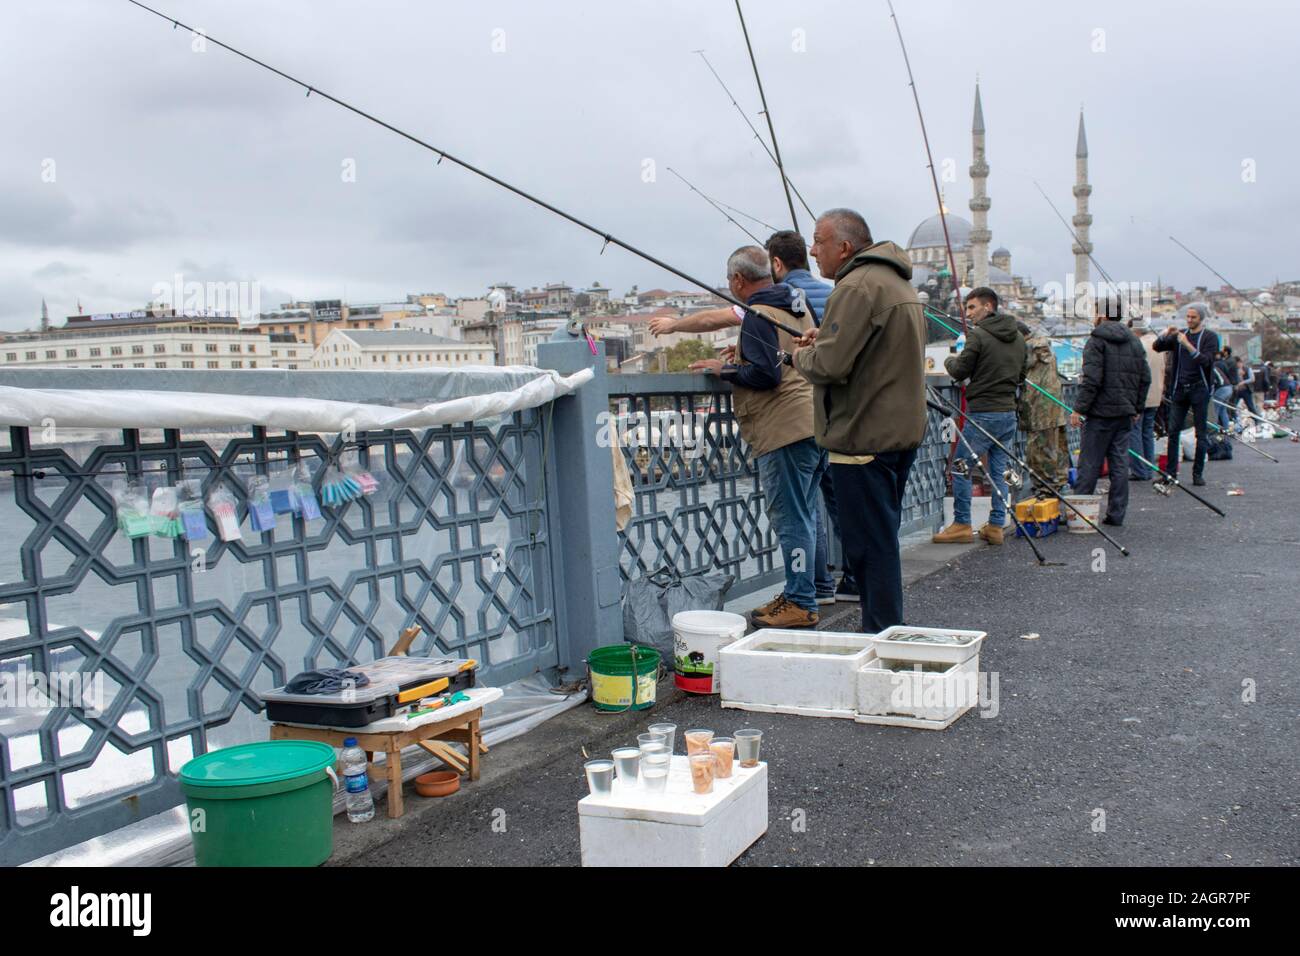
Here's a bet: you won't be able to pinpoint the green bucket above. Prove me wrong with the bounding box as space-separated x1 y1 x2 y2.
588 644 661 712
179 740 338 867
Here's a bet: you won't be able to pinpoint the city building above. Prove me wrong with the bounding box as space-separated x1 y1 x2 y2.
0 310 273 370
309 328 495 369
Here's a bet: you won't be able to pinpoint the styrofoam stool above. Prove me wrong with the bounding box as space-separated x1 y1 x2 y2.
578 756 767 867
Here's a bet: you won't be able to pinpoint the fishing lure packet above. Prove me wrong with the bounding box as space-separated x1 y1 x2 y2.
207 485 242 542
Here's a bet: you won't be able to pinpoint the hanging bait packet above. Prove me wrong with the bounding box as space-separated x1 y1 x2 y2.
207 485 242 542
112 479 153 538
246 475 276 532
268 466 298 515
290 461 322 521
343 450 380 497
177 479 210 541
320 463 363 507
149 485 182 538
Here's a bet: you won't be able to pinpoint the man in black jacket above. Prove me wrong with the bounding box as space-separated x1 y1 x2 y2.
1070 297 1150 526
1154 303 1220 486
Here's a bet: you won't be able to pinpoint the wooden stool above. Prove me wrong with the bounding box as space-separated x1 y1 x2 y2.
270 707 486 819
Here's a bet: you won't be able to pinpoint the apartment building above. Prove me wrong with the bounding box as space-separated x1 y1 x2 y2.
309 329 495 369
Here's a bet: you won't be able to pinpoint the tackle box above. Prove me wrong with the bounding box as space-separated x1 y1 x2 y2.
1014 497 1062 524
1014 517 1059 538
262 656 478 728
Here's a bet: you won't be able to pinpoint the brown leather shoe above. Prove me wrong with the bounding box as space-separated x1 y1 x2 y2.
751 595 819 629
978 523 1004 546
932 522 975 544
750 593 785 619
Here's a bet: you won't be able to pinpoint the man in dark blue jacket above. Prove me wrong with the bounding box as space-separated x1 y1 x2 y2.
1154 303 1219 487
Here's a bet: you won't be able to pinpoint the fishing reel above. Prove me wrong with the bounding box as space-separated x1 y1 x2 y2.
1153 480 1173 496
1003 468 1024 490
949 458 970 478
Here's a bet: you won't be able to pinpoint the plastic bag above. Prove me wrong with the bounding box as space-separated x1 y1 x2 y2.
207 485 242 541
621 566 735 671
176 479 210 541
268 466 297 515
320 464 363 507
246 475 276 532
112 479 153 539
291 461 322 521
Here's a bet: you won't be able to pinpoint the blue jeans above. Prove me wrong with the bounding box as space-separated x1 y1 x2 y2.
1129 407 1157 478
1212 385 1233 432
757 439 827 612
952 411 1017 527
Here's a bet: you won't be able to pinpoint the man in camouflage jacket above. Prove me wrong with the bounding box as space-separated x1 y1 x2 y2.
1017 333 1072 493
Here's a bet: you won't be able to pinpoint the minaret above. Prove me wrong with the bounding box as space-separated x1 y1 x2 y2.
968 81 991 289
40 299 50 332
1072 109 1093 312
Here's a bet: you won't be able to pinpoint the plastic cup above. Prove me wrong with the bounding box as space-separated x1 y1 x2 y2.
688 753 715 794
584 759 615 797
710 737 735 779
612 747 641 785
640 751 670 793
734 729 762 768
636 732 667 757
684 729 714 755
648 723 676 754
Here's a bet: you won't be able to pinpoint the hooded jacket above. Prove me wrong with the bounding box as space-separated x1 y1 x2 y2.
1076 320 1151 418
779 268 833 326
791 241 926 455
1018 334 1067 430
943 312 1027 412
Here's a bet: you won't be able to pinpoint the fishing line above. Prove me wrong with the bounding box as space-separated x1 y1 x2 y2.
668 167 764 244
733 0 800 232
1169 236 1300 350
122 0 805 352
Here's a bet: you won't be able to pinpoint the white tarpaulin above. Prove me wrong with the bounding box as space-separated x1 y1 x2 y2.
0 366 593 432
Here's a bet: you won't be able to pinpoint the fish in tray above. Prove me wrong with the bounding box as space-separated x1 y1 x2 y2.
884 631 972 646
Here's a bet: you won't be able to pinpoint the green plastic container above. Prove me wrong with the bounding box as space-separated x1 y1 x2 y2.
179 740 338 867
588 644 660 712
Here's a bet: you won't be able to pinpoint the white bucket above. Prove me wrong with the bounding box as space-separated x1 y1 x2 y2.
672 610 747 694
1063 494 1102 533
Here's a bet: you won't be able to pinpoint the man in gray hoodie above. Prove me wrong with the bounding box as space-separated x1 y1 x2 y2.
934 287 1026 546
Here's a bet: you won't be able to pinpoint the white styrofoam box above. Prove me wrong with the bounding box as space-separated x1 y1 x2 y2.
856 654 980 725
719 629 876 719
578 756 767 867
941 495 1010 529
872 625 987 666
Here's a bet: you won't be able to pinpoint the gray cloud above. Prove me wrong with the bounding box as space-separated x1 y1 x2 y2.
0 0 1294 331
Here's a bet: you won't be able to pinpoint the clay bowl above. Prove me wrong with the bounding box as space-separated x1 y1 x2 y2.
414 770 460 798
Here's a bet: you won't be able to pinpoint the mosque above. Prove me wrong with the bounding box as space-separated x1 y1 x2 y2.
906 83 1093 318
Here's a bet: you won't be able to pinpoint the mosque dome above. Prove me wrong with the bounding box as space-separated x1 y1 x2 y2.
992 246 1011 258
907 213 973 250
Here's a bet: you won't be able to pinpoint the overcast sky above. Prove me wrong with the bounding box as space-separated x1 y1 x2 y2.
1 0 1295 330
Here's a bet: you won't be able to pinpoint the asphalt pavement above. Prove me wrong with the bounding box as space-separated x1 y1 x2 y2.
344 431 1299 867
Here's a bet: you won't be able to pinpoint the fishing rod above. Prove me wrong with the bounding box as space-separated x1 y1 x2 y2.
925 386 1131 556
1169 236 1300 350
668 167 763 244
924 303 1273 465
733 0 800 233
1211 397 1299 440
946 418 1060 567
1021 380 1226 516
693 51 816 221
121 1 813 350
886 1 965 323
1159 394 1278 463
714 198 782 235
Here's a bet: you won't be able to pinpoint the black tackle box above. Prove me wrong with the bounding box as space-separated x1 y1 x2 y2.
262 656 478 728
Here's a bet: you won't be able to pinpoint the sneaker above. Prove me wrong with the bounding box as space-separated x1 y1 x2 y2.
932 522 975 544
1101 516 1123 527
978 523 1004 546
1193 476 1207 487
835 576 860 601
815 590 837 606
752 595 819 629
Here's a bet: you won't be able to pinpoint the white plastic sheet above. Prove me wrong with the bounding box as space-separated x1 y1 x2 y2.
0 367 593 432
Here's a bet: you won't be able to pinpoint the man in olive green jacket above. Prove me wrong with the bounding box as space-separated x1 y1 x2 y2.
791 208 926 632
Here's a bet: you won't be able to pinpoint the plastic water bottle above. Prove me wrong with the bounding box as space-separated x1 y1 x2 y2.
340 737 375 823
